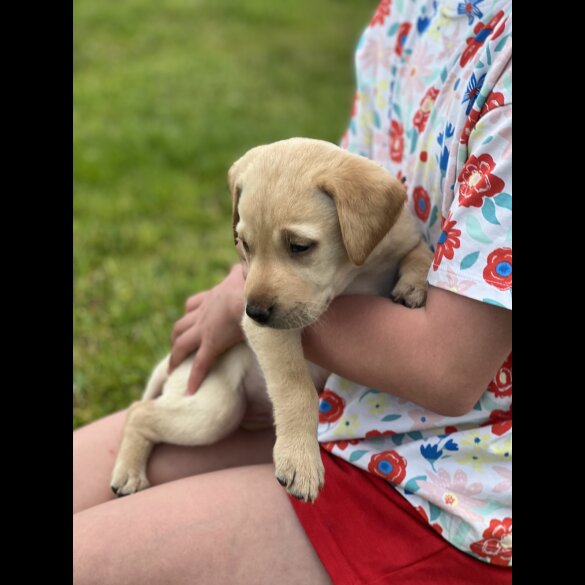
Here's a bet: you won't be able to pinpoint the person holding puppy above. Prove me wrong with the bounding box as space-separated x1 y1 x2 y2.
74 1 512 583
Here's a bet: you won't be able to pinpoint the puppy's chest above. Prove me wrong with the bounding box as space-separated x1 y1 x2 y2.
240 356 330 430
241 362 273 427
342 259 401 297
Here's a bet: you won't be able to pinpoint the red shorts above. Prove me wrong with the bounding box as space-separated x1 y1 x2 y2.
289 448 512 585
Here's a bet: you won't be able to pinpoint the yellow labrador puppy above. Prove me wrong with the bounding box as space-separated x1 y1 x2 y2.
111 138 432 502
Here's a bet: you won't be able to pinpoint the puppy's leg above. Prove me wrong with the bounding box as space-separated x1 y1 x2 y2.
243 316 324 503
391 240 434 308
111 343 253 496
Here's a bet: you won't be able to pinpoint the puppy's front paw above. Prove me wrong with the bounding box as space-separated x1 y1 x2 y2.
273 437 324 503
391 279 428 308
110 463 150 497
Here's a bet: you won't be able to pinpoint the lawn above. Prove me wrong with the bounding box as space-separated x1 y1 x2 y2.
73 0 378 427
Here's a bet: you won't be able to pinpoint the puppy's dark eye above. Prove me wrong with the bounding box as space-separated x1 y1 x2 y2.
241 239 250 254
289 242 313 255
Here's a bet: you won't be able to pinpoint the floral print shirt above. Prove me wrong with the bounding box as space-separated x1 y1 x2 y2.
321 0 512 567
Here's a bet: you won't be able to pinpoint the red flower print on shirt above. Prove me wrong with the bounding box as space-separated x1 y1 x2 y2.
319 389 346 423
432 213 461 271
395 22 412 56
321 439 360 452
491 15 508 41
389 120 404 162
488 353 512 398
458 153 505 207
484 405 512 436
416 506 444 534
459 10 504 67
413 186 431 221
470 517 512 566
413 87 439 133
460 35 483 68
460 107 481 146
368 450 407 483
482 91 505 114
460 11 505 68
483 247 512 290
461 91 505 145
370 0 392 26
365 429 396 438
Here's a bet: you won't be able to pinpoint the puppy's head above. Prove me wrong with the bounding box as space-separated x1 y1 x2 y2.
228 138 406 329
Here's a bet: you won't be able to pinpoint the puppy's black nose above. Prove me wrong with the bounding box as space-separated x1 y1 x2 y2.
246 303 273 324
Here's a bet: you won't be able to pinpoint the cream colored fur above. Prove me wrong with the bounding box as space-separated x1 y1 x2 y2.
111 138 433 502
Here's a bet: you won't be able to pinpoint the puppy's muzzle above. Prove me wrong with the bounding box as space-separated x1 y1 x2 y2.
246 303 274 325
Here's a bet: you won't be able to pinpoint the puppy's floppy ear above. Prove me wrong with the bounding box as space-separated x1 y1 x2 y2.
227 145 265 243
227 160 243 244
317 156 407 265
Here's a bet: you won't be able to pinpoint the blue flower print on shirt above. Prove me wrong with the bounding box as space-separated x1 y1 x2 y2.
420 437 460 471
417 0 439 34
457 0 484 26
462 72 486 115
437 123 455 177
417 15 430 34
420 443 443 465
437 122 455 148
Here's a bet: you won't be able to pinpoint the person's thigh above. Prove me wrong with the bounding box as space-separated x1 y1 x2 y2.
74 409 275 513
73 464 332 585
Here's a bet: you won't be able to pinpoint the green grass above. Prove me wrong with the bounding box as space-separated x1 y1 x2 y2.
73 0 377 427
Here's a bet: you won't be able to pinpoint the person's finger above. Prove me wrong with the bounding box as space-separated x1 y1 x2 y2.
169 328 200 372
186 344 215 394
171 310 199 344
185 291 207 313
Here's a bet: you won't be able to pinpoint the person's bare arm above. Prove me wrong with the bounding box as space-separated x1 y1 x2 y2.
169 263 245 394
171 266 511 413
303 286 511 416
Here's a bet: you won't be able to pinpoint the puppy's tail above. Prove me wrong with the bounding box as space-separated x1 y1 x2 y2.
142 356 170 400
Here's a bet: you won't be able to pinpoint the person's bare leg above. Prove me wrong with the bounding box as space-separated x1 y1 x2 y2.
73 464 332 585
74 409 275 513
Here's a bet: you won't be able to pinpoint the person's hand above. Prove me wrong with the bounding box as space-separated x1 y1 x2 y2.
169 264 246 394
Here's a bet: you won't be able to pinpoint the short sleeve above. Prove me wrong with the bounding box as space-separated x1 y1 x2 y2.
427 103 512 310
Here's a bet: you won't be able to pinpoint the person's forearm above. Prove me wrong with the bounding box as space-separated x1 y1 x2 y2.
302 288 512 416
